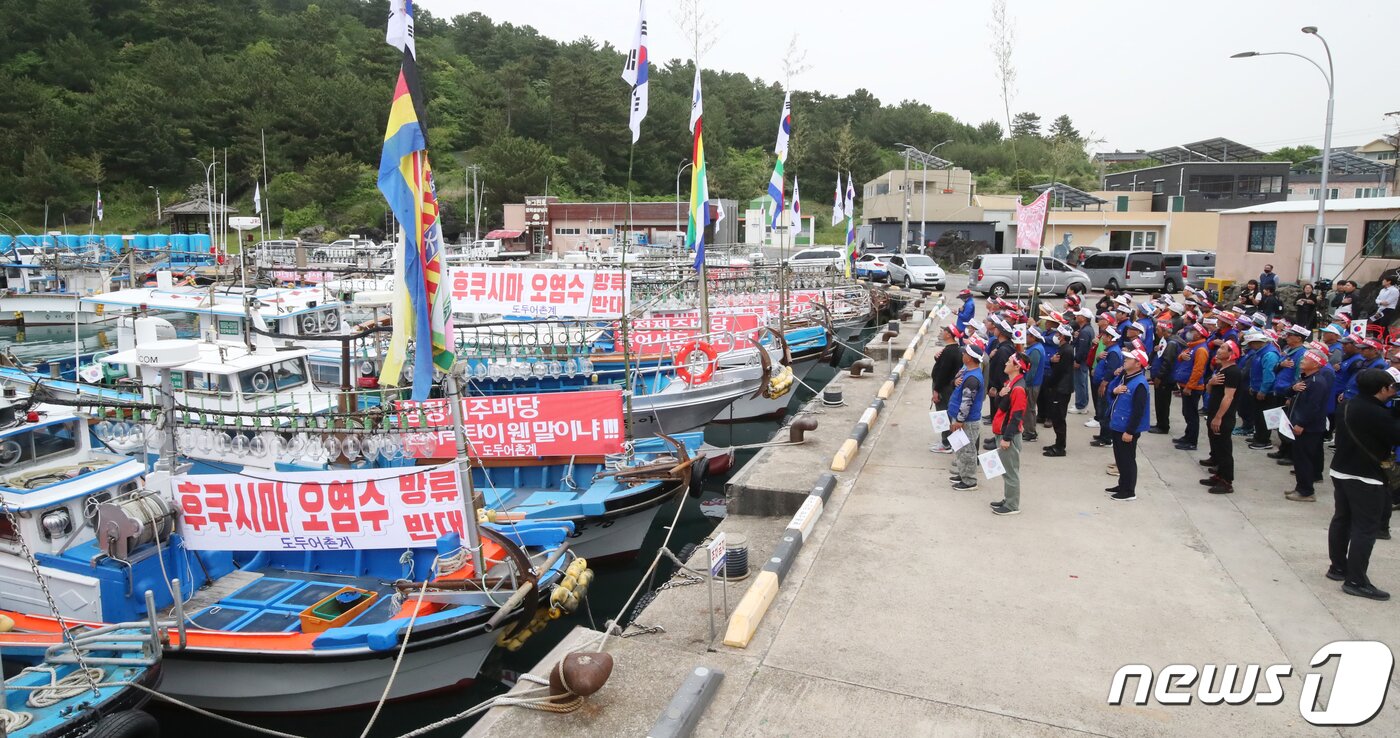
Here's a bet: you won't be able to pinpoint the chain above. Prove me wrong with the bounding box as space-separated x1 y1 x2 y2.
0 494 100 694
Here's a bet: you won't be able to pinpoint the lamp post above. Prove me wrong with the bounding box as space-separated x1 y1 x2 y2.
1385 111 1399 196
191 157 218 240
675 159 692 246
147 185 161 223
1232 25 1334 284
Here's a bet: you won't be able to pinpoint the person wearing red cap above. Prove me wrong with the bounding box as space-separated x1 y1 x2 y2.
1200 342 1243 494
956 289 976 333
990 352 1030 515
1285 350 1335 501
1106 348 1152 501
930 325 964 452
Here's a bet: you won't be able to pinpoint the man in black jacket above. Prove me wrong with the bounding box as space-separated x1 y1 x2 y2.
1286 350 1334 501
1327 368 1400 600
930 325 964 452
1151 325 1183 435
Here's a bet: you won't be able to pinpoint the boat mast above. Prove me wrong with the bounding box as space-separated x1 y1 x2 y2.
443 370 485 573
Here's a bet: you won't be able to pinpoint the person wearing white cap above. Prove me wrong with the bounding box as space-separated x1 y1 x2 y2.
1245 330 1284 451
1268 325 1312 461
982 318 1017 446
1285 349 1335 501
1023 326 1046 442
1320 324 1345 367
1089 325 1123 444
948 339 987 491
1071 308 1096 413
1042 324 1076 456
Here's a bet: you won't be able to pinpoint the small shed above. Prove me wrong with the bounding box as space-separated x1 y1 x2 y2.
162 199 238 234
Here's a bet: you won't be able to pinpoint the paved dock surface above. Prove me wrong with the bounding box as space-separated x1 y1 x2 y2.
471 278 1400 737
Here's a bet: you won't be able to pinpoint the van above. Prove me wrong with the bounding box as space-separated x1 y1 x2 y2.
1181 251 1216 290
968 254 1091 298
1081 250 1166 293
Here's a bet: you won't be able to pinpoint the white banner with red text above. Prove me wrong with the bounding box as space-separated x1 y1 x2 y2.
173 464 466 551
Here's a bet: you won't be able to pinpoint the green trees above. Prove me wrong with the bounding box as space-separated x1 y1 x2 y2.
0 1 1101 235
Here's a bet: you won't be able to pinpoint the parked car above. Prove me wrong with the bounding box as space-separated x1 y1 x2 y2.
967 254 1090 298
1181 250 1216 290
854 253 890 281
886 253 946 290
1081 250 1167 293
785 247 845 271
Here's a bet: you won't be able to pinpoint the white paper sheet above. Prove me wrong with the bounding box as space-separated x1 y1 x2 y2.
936 306 952 320
1277 420 1296 440
947 428 970 451
1263 407 1287 431
979 449 1006 479
930 410 951 433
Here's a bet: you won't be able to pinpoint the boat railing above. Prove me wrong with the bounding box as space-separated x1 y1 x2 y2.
42 590 176 667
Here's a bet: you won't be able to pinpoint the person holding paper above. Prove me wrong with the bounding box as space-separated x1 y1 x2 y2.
1285 350 1335 501
1106 348 1152 502
989 352 1030 516
948 339 987 491
1200 341 1242 494
929 325 964 453
1245 330 1282 451
1269 325 1311 462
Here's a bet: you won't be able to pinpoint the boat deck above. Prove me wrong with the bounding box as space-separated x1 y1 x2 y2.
183 568 400 634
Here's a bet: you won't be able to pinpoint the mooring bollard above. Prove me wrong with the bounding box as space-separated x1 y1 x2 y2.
788 416 818 443
847 358 874 377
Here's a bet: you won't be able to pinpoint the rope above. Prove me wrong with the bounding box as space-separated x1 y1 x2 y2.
0 708 33 732
26 666 107 707
357 578 430 738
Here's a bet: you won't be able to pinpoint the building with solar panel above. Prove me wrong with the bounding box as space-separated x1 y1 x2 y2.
1099 138 1292 213
1287 150 1395 201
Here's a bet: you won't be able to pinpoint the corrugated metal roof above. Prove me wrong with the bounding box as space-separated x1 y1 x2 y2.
1220 196 1400 214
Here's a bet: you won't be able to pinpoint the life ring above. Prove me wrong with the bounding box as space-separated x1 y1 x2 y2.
674 341 717 385
250 371 271 393
0 439 22 467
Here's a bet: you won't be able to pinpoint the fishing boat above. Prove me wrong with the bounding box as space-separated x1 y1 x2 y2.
0 376 585 714
0 624 164 738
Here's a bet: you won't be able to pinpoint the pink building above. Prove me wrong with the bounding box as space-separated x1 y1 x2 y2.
1215 196 1400 284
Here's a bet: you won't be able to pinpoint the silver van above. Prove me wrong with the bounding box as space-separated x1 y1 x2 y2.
1081 250 1167 293
968 254 1091 299
1181 251 1216 290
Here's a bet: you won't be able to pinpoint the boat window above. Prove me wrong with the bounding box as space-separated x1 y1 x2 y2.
239 360 308 394
13 421 78 464
310 362 341 386
185 372 232 393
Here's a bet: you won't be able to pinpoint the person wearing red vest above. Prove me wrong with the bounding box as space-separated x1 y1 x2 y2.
990 352 1029 516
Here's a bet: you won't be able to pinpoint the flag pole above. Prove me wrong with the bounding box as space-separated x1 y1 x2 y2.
618 142 637 438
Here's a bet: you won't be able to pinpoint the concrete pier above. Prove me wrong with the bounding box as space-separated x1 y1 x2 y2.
470 276 1400 737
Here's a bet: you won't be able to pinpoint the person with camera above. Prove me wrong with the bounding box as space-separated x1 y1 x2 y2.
1327 368 1400 601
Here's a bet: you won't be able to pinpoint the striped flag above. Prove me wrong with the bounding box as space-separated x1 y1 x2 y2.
621 0 649 143
686 67 711 269
791 177 802 237
377 70 455 399
831 173 843 227
766 92 791 229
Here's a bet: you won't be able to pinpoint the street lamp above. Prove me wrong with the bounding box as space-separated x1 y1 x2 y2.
190 157 218 240
675 158 692 244
1232 25 1334 283
147 185 161 222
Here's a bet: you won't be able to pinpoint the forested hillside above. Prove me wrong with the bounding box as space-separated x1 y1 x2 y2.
0 0 1101 239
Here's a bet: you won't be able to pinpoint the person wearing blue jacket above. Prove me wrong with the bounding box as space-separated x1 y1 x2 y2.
1246 331 1282 450
1151 325 1182 435
1286 349 1335 501
955 289 976 334
1267 326 1310 460
1024 327 1047 443
1107 348 1152 501
1091 326 1123 445
1341 340 1387 402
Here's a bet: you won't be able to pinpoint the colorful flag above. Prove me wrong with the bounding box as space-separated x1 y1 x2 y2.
253 182 261 215
831 172 844 227
621 0 649 144
385 0 416 56
1015 190 1052 251
791 177 802 237
95 190 103 222
686 67 710 270
766 92 791 229
377 70 455 400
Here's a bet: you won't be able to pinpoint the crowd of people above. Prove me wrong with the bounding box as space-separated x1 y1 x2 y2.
930 277 1400 602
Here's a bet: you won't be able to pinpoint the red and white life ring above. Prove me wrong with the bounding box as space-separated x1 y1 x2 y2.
675 341 718 385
